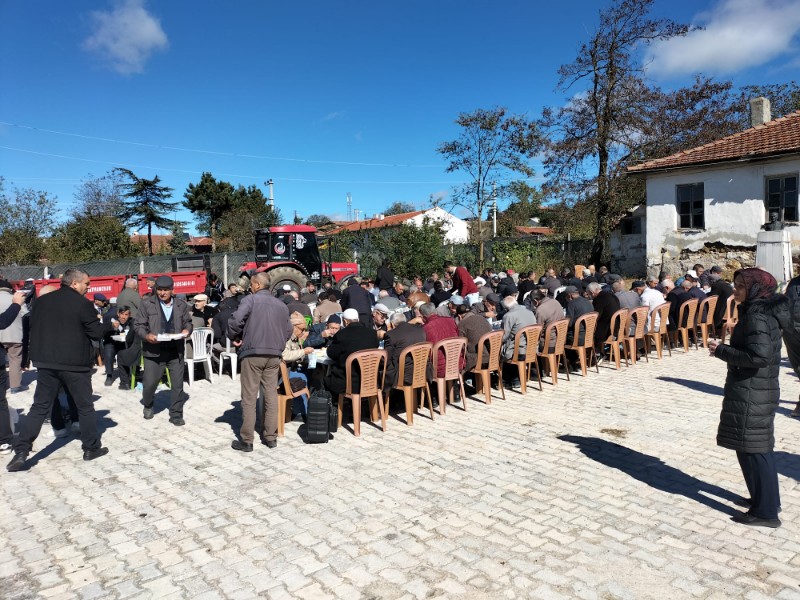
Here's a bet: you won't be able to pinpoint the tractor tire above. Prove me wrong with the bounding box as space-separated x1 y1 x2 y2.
268 266 307 294
337 274 358 291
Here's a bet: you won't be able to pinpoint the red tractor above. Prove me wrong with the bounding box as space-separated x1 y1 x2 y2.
238 225 359 292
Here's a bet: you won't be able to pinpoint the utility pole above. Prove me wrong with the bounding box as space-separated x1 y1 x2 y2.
346 193 352 220
265 179 275 208
491 182 498 239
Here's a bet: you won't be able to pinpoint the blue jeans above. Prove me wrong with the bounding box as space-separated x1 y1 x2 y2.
277 371 308 416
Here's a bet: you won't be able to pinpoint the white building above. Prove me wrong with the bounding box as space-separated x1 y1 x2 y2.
329 206 469 244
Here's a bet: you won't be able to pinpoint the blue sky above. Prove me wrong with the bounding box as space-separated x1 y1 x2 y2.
2 0 799 234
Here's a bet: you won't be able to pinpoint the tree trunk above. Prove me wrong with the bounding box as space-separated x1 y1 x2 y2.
211 220 217 253
147 223 153 256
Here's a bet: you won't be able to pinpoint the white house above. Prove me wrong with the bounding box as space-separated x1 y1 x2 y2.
627 98 800 275
329 206 469 244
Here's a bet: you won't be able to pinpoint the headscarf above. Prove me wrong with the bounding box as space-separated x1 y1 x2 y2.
733 268 776 302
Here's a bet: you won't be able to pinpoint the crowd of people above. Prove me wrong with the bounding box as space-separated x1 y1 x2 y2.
1 259 797 529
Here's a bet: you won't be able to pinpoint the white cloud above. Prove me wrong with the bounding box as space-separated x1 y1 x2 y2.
83 0 168 75
319 111 345 123
645 0 800 78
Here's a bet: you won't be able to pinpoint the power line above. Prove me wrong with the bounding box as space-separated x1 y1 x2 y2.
0 120 443 168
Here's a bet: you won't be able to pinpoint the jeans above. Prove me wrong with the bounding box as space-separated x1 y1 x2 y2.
15 368 101 453
278 371 309 416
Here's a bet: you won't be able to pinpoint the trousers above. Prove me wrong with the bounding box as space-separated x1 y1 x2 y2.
0 367 10 445
737 450 780 520
142 353 186 418
3 343 23 389
240 355 280 444
15 368 100 453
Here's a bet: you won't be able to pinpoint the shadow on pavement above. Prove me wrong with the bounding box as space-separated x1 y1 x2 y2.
558 435 739 516
775 451 800 482
25 409 117 469
656 376 724 396
215 400 242 437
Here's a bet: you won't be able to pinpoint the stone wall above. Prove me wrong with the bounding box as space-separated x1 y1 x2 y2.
654 242 756 279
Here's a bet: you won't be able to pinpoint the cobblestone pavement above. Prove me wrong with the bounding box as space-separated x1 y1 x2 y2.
1 347 800 600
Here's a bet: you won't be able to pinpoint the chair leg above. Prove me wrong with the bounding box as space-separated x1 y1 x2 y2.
437 379 447 415
517 363 526 395
531 361 542 391
423 384 434 420
403 386 414 426
376 391 387 432
481 371 492 404
548 355 557 385
497 370 506 401
337 394 344 428
352 394 361 437
560 353 571 381
457 376 467 411
187 361 194 386
277 397 285 437
578 350 587 376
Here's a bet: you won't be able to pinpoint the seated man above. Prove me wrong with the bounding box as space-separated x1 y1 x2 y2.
192 294 218 327
312 291 341 324
436 294 463 318
501 296 536 361
456 304 491 372
421 302 461 405
586 282 620 359
371 303 391 339
325 308 379 397
307 314 342 349
528 289 563 351
102 305 140 388
383 312 426 393
282 312 314 418
378 290 401 311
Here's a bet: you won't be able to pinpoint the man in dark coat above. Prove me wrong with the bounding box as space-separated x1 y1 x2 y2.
564 286 594 346
375 259 394 292
383 312 426 392
341 278 373 327
325 308 379 396
7 268 110 472
516 271 537 304
102 304 139 389
456 304 491 372
134 275 193 426
707 266 732 331
587 281 620 356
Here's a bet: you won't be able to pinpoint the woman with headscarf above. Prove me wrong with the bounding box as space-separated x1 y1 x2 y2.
707 268 788 528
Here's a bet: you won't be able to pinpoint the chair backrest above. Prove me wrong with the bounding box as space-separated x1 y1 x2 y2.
650 302 671 332
191 328 213 359
626 306 648 340
397 342 433 389
607 308 629 342
431 337 467 380
512 324 543 363
725 295 739 324
475 330 504 371
344 349 387 396
678 299 699 329
697 296 718 326
571 312 598 349
542 319 570 355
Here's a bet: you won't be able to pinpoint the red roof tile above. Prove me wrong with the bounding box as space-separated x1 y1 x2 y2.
327 210 427 234
515 226 554 235
628 110 800 173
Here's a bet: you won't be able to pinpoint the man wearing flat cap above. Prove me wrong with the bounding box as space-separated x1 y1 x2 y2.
134 275 192 425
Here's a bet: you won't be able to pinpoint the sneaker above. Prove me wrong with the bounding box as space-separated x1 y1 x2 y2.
0 443 12 455
596 354 606 366
70 421 81 435
53 428 68 438
104 376 113 387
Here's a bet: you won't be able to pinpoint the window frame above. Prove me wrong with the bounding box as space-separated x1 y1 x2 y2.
676 182 705 230
765 173 799 223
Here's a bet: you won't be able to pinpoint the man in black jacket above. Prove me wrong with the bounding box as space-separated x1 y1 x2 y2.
383 312 426 393
341 278 373 327
102 305 139 389
7 269 109 472
325 308 379 396
587 282 620 358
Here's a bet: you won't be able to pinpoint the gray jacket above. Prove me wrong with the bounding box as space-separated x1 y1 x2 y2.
502 303 537 359
134 294 193 358
227 290 292 359
116 287 142 316
0 290 27 343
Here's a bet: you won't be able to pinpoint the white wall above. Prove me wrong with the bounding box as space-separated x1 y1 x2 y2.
405 206 469 244
644 156 800 269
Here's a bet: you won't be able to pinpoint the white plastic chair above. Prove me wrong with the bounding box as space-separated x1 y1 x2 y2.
185 327 213 385
217 337 238 380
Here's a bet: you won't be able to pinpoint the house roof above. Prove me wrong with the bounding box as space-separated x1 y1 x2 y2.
515 226 554 236
327 210 426 235
628 110 800 174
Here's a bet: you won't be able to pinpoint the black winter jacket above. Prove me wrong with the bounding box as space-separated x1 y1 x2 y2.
714 294 788 453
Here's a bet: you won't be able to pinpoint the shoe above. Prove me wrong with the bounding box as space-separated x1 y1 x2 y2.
596 354 605 366
231 440 253 452
452 387 462 404
731 511 781 528
53 428 68 438
143 407 154 420
432 399 440 409
264 439 277 449
70 421 81 435
83 447 109 461
6 451 28 472
9 386 27 394
104 376 113 387
0 443 12 455
733 498 782 513
119 383 130 391
169 417 185 426
791 407 800 419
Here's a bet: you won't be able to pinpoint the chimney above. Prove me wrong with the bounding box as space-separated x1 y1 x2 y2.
750 97 771 128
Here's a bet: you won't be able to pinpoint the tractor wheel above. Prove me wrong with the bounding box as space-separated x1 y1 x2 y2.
268 266 307 294
337 275 358 291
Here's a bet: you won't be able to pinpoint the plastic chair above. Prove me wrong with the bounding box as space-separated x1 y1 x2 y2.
506 324 543 394
277 361 309 437
431 337 467 415
695 296 719 348
672 299 699 352
469 330 505 405
645 302 672 359
565 312 599 376
215 337 238 379
537 319 570 385
603 309 629 369
395 342 435 425
131 349 171 390
185 327 213 385
337 349 388 436
623 307 649 365
720 296 739 345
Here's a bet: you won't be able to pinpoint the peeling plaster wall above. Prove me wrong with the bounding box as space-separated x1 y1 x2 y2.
609 206 647 275
645 156 800 270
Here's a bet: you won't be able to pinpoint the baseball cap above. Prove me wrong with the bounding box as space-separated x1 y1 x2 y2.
282 284 292 291
449 294 464 306
685 270 698 280
342 308 359 321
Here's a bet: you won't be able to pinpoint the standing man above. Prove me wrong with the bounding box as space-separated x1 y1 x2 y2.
341 278 373 327
444 261 479 306
7 269 109 471
134 275 192 426
117 278 142 317
0 289 31 455
0 281 28 393
227 272 291 452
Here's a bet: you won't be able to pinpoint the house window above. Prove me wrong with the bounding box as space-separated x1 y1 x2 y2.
677 183 704 229
621 217 642 235
766 175 798 222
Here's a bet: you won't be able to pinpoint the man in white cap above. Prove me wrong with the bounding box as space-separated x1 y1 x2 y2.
371 303 391 339
325 308 379 397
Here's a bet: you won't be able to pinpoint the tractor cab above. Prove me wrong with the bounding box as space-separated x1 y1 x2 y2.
254 225 323 281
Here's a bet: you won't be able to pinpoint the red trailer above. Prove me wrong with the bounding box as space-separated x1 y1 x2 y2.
19 271 207 302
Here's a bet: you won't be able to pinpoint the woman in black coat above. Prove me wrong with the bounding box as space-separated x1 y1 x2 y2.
708 268 788 528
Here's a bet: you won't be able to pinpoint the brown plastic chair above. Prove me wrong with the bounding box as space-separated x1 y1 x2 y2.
276 361 309 438
603 309 629 369
624 306 649 365
565 312 599 376
337 349 388 436
644 302 672 359
395 342 435 425
695 296 719 348
431 337 467 414
506 324 543 394
671 299 699 352
720 296 739 345
537 319 570 385
469 330 505 405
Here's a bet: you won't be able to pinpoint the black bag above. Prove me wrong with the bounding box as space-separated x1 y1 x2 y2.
306 389 335 443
